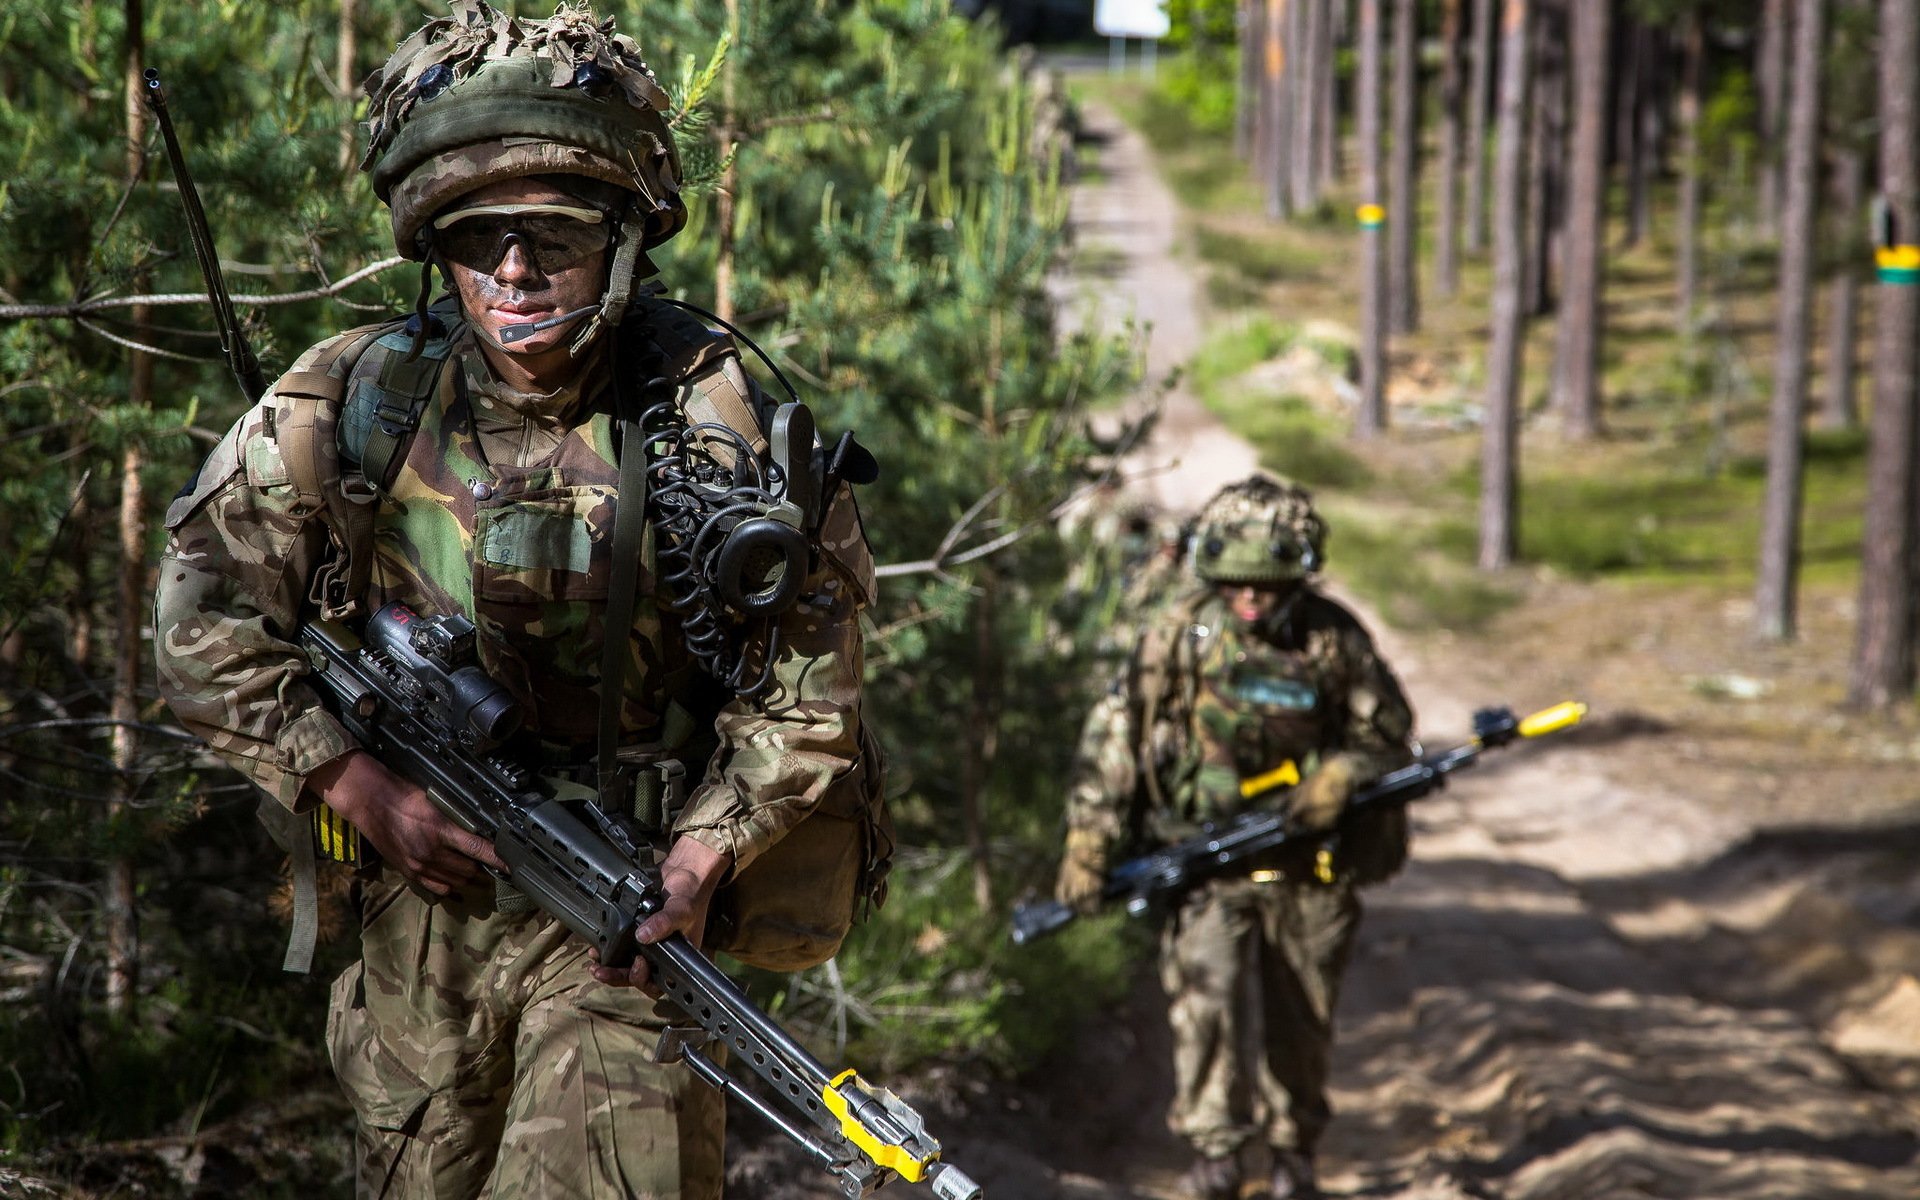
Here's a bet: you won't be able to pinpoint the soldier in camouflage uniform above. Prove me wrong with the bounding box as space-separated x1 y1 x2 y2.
1056 474 1414 1200
153 5 873 1197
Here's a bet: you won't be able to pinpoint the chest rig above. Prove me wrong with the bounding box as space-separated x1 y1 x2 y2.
279 295 851 806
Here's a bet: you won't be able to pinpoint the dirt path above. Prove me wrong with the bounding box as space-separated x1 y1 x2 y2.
1021 98 1920 1200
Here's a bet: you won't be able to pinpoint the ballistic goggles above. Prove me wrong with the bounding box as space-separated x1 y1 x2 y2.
430 203 610 275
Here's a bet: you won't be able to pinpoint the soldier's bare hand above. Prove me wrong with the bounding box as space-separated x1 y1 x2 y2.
307 750 507 896
591 836 731 991
1290 754 1360 833
1054 827 1110 914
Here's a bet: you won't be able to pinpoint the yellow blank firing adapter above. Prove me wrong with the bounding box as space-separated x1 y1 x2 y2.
820 1072 983 1198
1240 760 1301 799
1518 701 1588 739
823 1070 939 1182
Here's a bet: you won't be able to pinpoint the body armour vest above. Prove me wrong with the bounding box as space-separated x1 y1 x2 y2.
1181 595 1343 822
366 343 678 748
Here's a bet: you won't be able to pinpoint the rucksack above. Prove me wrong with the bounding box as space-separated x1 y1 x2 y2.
261 297 891 974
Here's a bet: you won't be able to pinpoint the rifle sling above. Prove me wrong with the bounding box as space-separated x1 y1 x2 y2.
598 412 653 827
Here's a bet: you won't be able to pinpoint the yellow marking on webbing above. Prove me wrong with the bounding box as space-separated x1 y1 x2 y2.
315 804 362 865
1313 848 1336 884
1517 701 1588 739
822 1070 932 1183
1240 760 1301 799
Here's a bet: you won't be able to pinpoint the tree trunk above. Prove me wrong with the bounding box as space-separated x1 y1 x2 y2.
714 0 741 322
1753 0 1827 642
1676 10 1704 333
1757 0 1790 234
1524 4 1564 320
1552 0 1609 438
1465 0 1496 254
1823 144 1866 429
1316 0 1339 191
68 491 94 669
108 0 149 1020
1614 17 1649 249
1434 0 1465 299
1848 0 1920 706
1629 24 1663 248
1290 0 1320 211
1481 0 1530 570
961 584 999 912
1357 0 1389 436
337 0 359 174
1263 0 1294 219
1237 0 1260 161
1387 0 1420 334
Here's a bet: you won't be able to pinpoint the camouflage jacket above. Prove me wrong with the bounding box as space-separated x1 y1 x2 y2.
1068 585 1414 879
153 321 873 877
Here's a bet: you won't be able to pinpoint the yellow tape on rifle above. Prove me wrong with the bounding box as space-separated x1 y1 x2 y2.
1240 760 1302 799
822 1070 932 1183
1517 701 1588 739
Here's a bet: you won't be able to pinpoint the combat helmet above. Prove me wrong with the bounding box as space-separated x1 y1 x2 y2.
360 1 685 343
1190 473 1327 586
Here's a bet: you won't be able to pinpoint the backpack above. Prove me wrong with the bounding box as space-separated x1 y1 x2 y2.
265 297 891 974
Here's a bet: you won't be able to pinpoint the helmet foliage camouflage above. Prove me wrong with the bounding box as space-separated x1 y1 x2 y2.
1190 474 1327 585
361 1 685 261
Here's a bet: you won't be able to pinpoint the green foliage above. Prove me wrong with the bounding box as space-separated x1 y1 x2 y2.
764 851 1142 1074
1154 53 1240 137
1189 316 1370 491
1165 0 1240 51
0 0 1139 1183
1432 432 1868 585
1333 515 1519 632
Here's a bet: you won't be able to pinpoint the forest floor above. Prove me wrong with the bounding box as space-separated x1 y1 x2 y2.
829 87 1920 1200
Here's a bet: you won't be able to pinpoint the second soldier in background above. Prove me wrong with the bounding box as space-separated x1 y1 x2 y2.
1057 474 1416 1200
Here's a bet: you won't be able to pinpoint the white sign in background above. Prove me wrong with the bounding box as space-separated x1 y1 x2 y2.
1094 0 1172 40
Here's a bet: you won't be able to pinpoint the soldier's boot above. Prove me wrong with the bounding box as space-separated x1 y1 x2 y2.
1269 1149 1321 1200
1181 1153 1241 1200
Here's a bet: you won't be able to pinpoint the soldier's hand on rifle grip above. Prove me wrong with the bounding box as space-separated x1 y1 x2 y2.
1289 755 1360 833
306 749 506 896
591 836 731 992
1054 827 1109 914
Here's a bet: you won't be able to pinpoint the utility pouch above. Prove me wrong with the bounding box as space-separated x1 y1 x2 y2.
705 719 894 973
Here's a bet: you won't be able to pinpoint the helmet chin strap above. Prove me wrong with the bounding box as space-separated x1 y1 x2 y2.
567 203 653 356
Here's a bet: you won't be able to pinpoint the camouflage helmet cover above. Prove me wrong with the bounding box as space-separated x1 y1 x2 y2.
1191 473 1327 585
361 1 685 260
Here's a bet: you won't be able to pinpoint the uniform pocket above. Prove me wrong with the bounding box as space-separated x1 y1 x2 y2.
327 961 434 1133
471 486 614 604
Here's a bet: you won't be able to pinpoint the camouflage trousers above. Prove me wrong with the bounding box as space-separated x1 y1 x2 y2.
1158 873 1361 1159
326 873 725 1199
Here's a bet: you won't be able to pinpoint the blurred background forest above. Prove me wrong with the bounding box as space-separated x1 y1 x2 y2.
5 0 1920 1195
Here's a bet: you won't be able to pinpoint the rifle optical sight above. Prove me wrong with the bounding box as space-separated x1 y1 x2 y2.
366 603 521 751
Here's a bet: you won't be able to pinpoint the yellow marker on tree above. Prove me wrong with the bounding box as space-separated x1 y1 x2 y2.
1877 245 1920 285
1357 203 1387 228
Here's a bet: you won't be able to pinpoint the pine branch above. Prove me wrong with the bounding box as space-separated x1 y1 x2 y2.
0 256 408 320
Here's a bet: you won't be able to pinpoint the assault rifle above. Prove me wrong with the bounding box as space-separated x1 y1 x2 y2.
1010 701 1588 945
301 602 981 1200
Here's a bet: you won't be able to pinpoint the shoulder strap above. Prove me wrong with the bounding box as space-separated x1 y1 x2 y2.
1133 588 1213 816
271 323 391 622
275 324 388 514
597 301 741 825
